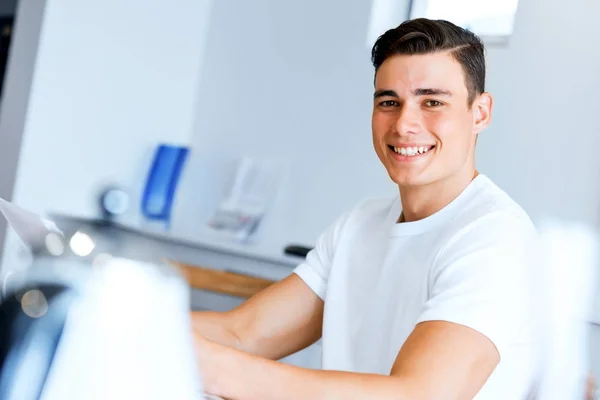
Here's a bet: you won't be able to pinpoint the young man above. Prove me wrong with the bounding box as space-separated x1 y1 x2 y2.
191 18 544 399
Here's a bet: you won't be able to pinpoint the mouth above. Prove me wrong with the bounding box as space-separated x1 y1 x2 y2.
387 144 435 158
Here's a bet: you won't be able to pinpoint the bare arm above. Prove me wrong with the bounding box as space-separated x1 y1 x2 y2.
191 273 323 360
197 320 499 400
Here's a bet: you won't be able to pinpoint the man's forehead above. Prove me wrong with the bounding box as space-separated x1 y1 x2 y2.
374 53 467 94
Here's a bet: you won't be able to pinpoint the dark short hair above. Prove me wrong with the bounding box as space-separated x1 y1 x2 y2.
371 18 486 104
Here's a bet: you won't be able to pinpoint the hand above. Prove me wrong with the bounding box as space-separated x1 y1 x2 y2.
193 334 224 396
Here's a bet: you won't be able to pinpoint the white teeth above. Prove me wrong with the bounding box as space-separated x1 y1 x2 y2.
393 146 432 157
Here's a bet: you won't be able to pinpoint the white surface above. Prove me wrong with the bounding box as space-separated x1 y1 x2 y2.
294 175 542 399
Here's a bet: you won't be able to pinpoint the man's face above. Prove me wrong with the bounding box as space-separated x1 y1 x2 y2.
371 52 492 188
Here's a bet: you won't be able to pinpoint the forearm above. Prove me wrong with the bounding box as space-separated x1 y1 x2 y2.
191 311 244 351
207 344 413 400
191 309 320 361
191 310 293 359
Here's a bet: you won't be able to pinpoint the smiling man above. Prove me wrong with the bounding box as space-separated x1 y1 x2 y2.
192 18 544 399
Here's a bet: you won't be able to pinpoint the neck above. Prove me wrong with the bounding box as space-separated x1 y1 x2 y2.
398 169 478 223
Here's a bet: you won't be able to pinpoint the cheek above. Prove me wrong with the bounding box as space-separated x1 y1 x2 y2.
372 112 395 139
425 113 472 145
424 114 451 139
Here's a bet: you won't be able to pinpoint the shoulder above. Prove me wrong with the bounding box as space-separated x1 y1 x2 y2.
433 176 540 268
443 176 538 246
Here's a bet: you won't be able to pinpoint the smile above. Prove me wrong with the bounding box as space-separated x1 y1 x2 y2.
388 145 435 157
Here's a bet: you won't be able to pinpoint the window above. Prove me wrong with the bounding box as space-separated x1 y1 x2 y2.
408 0 520 42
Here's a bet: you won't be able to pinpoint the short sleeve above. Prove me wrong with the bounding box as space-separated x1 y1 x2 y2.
293 211 352 301
416 214 539 357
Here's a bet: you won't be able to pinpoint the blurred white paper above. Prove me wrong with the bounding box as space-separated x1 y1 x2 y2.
0 197 62 249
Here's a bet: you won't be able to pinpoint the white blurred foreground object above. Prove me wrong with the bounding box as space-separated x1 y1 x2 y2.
535 220 598 400
40 258 201 400
0 255 218 399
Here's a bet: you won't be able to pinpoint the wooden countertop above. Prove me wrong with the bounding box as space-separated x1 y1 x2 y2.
169 260 276 299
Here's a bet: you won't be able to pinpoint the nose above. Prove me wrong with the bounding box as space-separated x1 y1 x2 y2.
394 103 421 136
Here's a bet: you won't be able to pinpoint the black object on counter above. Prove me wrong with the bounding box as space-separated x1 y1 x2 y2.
284 245 313 259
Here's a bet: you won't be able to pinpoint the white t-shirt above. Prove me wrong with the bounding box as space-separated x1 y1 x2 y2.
293 174 544 399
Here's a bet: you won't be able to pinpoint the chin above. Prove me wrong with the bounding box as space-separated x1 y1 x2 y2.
388 171 432 188
390 175 422 187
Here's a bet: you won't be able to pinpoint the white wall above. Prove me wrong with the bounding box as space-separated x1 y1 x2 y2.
479 0 600 226
8 0 212 218
184 0 397 250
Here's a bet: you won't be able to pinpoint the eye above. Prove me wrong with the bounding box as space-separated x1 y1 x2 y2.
424 100 443 107
379 100 399 108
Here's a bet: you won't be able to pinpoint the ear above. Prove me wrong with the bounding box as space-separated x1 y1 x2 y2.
472 92 493 134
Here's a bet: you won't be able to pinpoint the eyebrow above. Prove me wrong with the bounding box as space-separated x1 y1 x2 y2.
414 88 453 97
373 89 398 99
373 88 453 98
